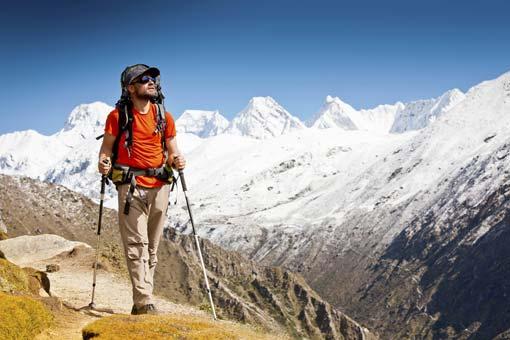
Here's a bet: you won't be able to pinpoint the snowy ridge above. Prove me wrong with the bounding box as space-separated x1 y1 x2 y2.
176 110 229 138
155 71 509 250
309 95 403 133
390 88 465 133
0 130 72 178
226 96 305 139
0 103 113 179
0 71 506 216
308 89 465 134
309 96 358 130
357 103 404 133
63 102 111 132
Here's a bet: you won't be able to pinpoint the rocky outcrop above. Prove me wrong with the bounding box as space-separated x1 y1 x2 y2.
157 228 373 339
0 234 90 266
354 152 510 339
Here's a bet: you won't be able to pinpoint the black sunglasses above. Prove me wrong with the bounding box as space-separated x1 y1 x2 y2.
135 75 157 84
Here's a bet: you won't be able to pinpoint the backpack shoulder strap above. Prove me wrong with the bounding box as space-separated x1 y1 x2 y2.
124 104 134 150
112 104 133 163
156 103 167 151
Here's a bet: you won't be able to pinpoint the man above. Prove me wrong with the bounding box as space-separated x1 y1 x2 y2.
98 64 185 315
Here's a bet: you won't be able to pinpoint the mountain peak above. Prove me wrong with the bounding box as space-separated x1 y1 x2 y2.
63 102 112 132
250 96 275 103
176 110 229 138
325 95 352 107
246 96 281 110
226 96 305 139
390 88 466 133
309 96 358 129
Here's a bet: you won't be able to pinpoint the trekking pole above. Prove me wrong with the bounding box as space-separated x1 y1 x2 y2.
89 174 107 309
178 169 218 320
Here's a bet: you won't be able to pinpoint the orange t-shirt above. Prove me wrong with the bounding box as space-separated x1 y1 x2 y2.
104 104 176 188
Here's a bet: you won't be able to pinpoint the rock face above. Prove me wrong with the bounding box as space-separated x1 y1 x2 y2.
0 174 374 340
360 174 510 339
157 228 372 339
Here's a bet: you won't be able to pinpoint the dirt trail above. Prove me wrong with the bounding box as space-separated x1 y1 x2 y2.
0 234 209 340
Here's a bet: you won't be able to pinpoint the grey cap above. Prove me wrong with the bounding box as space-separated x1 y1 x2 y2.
121 64 160 87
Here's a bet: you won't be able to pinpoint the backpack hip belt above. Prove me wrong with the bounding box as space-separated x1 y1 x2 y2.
111 163 175 215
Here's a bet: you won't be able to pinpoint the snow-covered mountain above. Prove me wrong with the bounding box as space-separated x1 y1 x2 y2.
162 71 508 338
0 102 204 205
62 102 111 133
308 96 358 130
309 96 403 133
390 88 466 133
226 96 305 139
163 71 509 338
356 103 404 132
0 102 112 179
1 71 510 338
309 89 465 134
176 110 229 138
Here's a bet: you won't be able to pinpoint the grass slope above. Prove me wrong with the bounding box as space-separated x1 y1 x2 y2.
82 314 286 340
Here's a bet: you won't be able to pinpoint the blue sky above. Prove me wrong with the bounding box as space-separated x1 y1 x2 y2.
1 0 509 135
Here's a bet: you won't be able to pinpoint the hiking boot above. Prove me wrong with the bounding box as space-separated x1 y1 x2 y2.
132 304 159 315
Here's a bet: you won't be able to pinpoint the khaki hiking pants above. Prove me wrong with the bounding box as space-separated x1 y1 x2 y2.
117 183 170 308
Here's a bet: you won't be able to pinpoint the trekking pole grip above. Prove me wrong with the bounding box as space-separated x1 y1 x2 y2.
178 169 187 191
100 175 106 195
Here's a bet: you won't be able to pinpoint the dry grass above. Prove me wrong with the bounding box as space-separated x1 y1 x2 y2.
0 258 29 293
0 292 54 340
82 314 285 340
0 256 54 339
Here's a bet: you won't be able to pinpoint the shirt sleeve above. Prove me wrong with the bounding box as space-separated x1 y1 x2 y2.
164 112 176 139
104 110 119 136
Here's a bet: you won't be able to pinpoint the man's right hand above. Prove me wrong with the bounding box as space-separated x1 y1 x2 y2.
98 156 111 175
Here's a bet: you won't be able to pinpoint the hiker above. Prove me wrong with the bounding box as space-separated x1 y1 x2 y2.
97 64 185 315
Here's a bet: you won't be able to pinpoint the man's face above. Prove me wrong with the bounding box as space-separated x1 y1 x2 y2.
129 74 158 100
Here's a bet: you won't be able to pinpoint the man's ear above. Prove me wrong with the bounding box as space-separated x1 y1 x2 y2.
127 84 136 95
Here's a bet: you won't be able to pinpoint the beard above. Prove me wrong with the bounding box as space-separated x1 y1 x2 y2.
134 87 158 101
137 92 157 101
